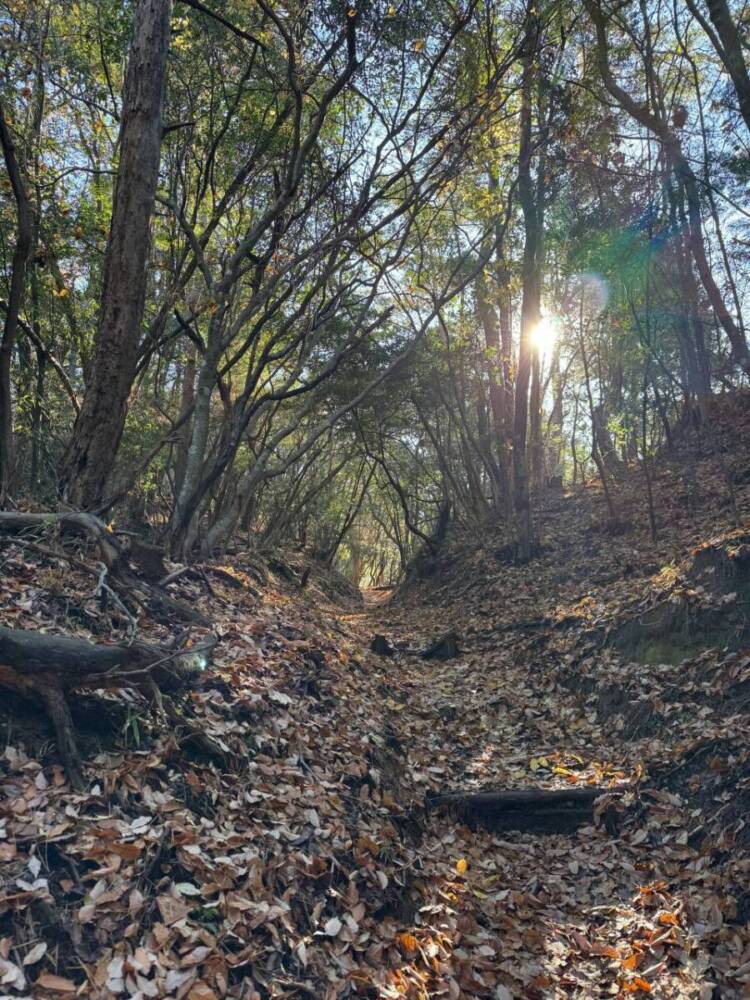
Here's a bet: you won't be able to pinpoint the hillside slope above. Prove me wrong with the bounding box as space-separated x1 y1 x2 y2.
1 395 749 999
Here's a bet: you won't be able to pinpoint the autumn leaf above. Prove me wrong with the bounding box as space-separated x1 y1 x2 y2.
22 942 47 965
36 973 77 992
396 932 418 953
188 985 218 1000
591 944 620 959
110 841 142 861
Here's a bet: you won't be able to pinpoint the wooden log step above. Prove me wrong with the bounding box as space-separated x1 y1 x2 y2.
425 786 609 834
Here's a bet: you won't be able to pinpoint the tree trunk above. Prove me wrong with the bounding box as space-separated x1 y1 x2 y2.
513 12 542 561
426 786 609 833
173 341 197 500
0 625 214 788
0 100 33 502
476 263 512 508
60 0 173 507
686 0 750 134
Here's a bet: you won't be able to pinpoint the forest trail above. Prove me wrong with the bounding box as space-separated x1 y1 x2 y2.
5 0 750 995
1 438 749 998
327 583 717 999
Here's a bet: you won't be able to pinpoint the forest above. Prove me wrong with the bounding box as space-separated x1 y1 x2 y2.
1 0 750 997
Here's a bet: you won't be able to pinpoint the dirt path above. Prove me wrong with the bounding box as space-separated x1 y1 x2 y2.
336 592 719 999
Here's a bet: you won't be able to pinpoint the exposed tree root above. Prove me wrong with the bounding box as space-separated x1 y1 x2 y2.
0 510 210 625
0 625 216 789
0 511 123 569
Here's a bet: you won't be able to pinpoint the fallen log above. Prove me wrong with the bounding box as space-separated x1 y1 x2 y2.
425 787 608 834
0 625 215 789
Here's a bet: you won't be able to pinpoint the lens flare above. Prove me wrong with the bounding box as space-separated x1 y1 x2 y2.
531 315 559 355
578 271 609 314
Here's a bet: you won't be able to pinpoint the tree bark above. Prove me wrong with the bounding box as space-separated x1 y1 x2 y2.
686 0 750 134
60 0 173 507
0 100 33 501
513 10 543 561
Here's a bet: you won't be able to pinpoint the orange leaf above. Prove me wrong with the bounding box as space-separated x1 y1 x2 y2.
591 943 620 959
657 911 679 926
621 953 639 971
396 932 418 953
456 858 468 875
110 842 142 861
633 978 652 992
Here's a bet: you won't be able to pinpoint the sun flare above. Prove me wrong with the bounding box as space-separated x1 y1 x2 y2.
531 315 559 354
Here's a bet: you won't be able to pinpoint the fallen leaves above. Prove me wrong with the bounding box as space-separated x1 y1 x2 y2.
323 916 342 937
35 973 77 993
1 436 749 998
396 932 418 953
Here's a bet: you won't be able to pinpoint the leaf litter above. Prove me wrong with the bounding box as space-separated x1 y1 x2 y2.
1 396 750 998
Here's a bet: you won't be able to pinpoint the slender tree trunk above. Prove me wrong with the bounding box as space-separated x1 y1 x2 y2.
579 314 619 526
60 0 173 507
476 274 511 506
29 268 46 493
686 0 750 134
529 346 543 489
0 100 33 502
513 12 542 560
173 342 196 500
641 370 658 542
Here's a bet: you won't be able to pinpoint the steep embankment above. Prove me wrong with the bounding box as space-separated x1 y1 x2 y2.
1 394 750 999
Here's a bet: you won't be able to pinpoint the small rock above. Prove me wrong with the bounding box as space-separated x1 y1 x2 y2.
370 635 394 657
420 631 460 661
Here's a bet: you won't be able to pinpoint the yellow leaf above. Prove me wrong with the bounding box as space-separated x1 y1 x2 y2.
456 858 468 875
414 39 425 52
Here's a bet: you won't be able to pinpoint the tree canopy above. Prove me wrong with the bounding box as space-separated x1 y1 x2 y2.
1 0 749 577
